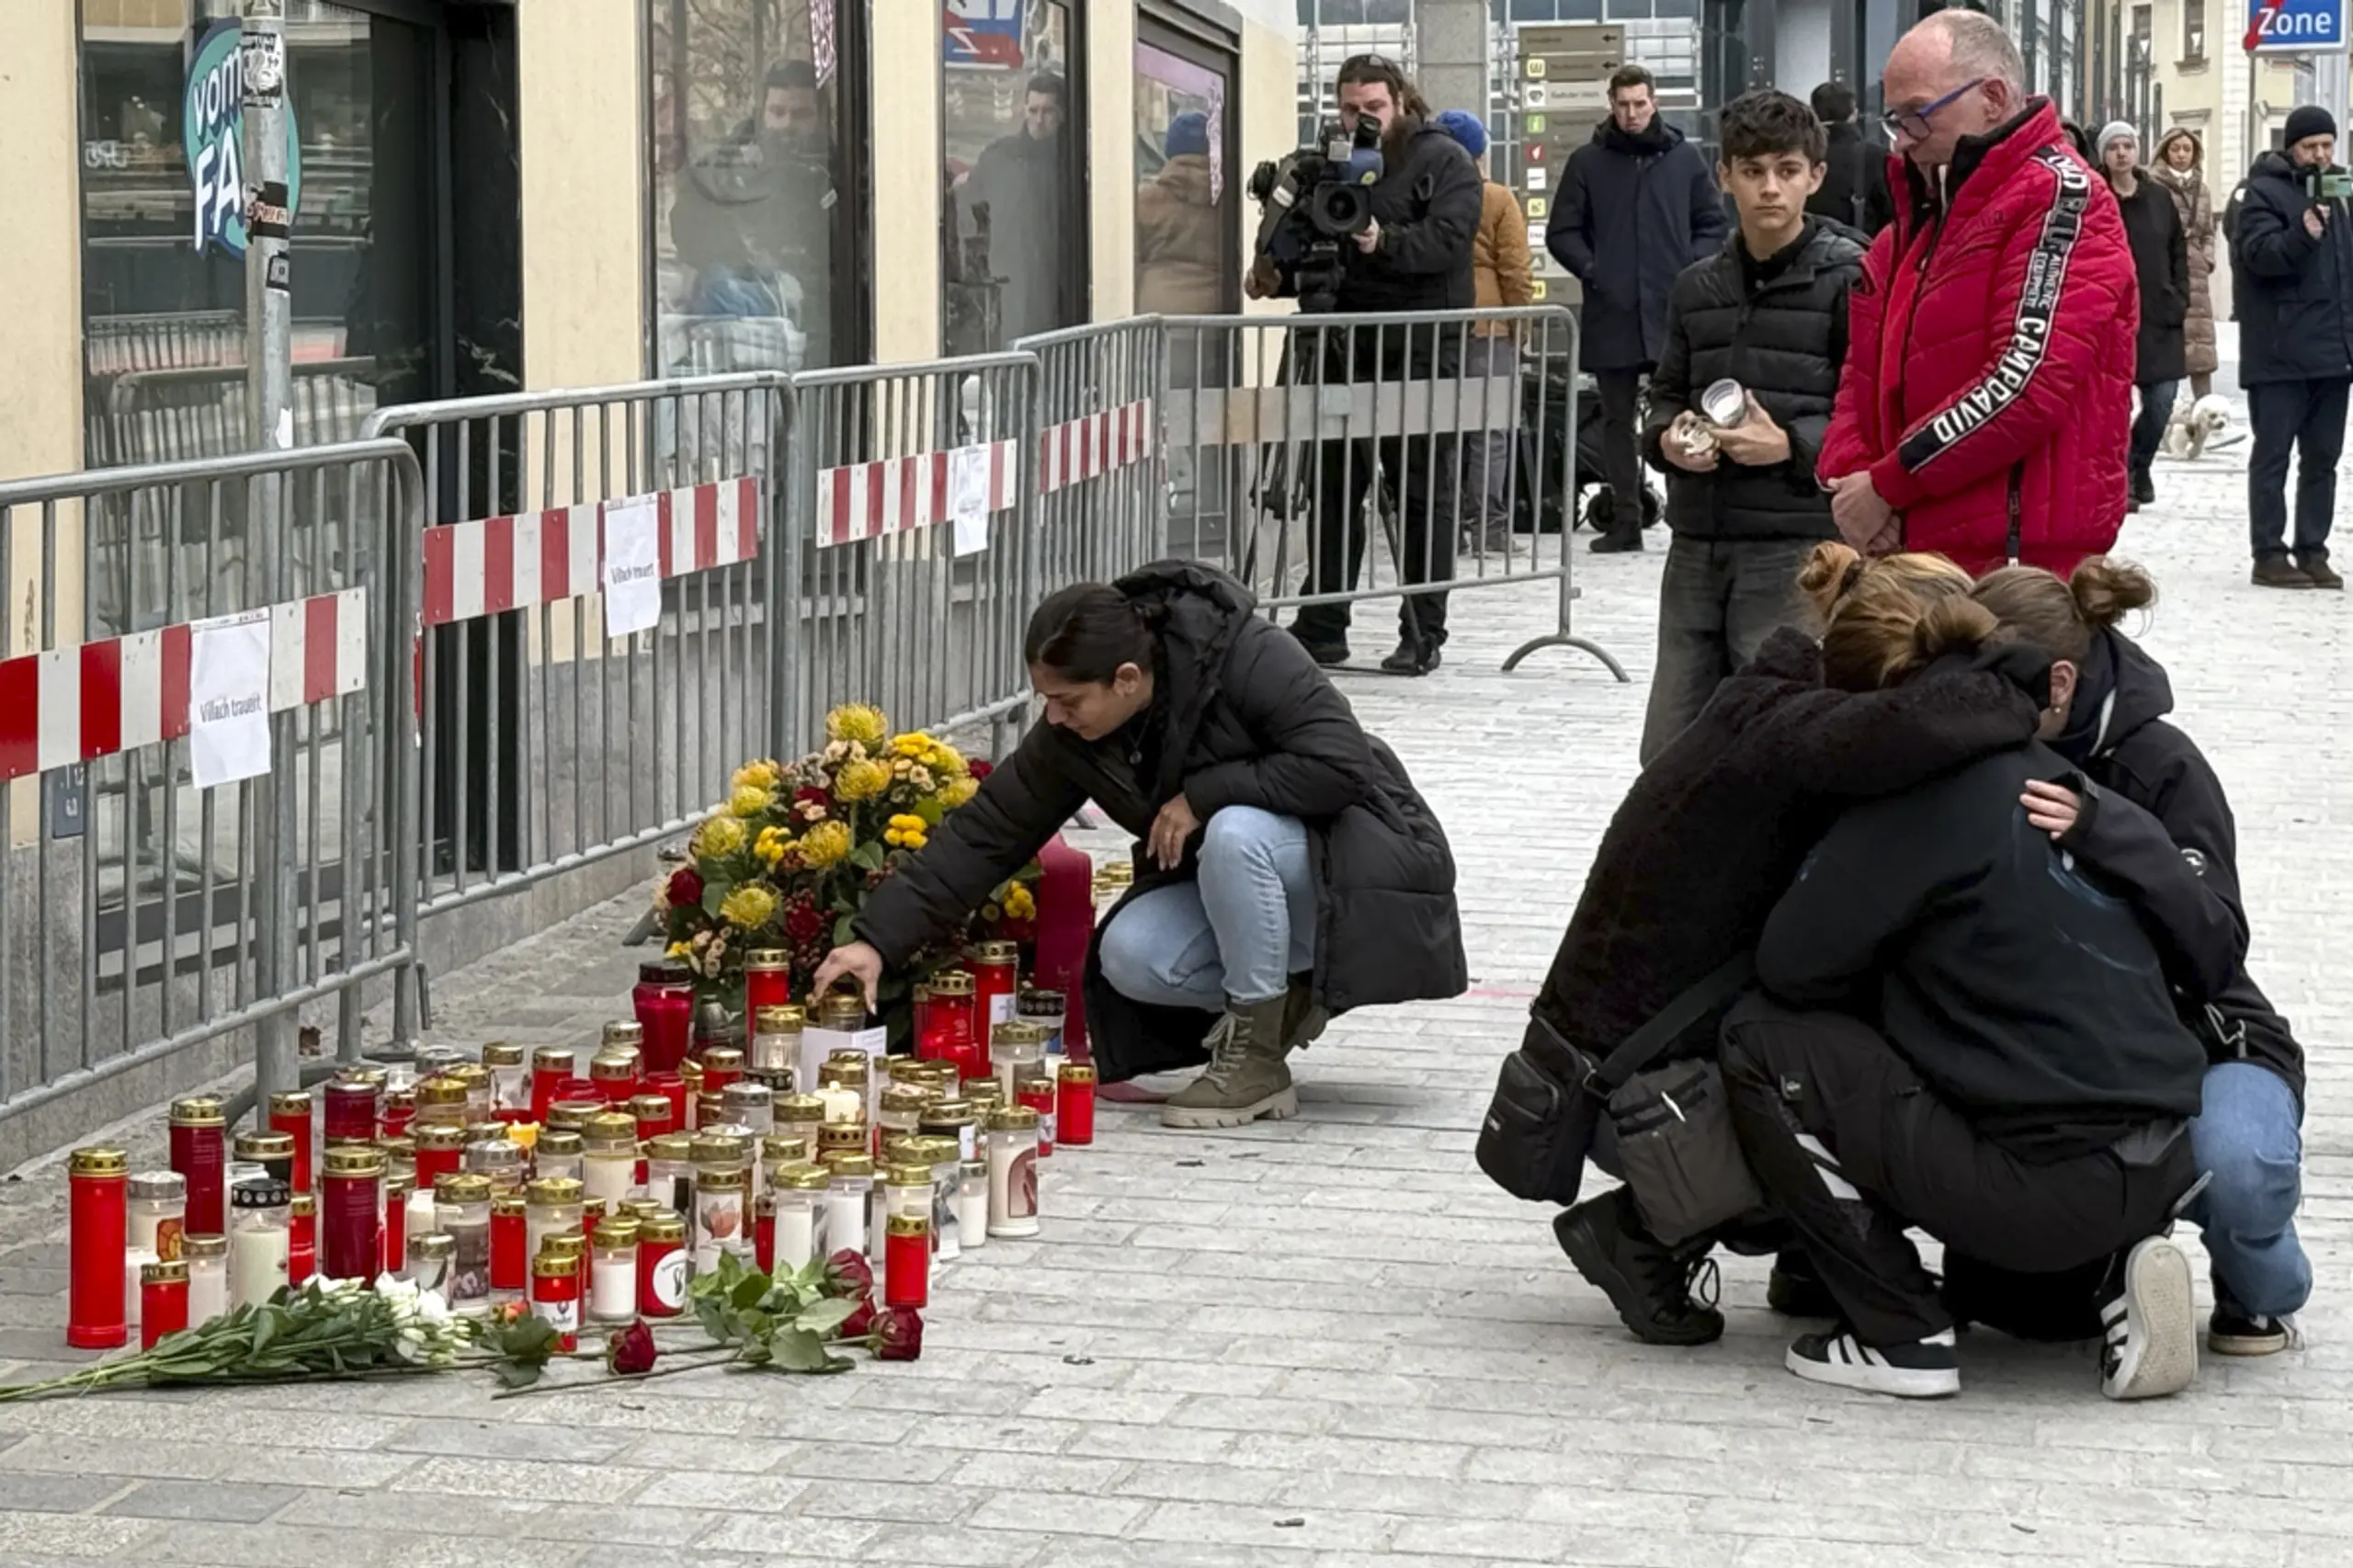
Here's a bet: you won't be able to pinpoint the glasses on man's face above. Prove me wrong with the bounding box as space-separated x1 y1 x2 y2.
1880 77 1987 141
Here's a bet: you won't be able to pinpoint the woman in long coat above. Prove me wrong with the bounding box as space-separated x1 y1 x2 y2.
2153 128 2220 399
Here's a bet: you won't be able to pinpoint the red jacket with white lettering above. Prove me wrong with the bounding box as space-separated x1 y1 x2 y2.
1819 100 2137 575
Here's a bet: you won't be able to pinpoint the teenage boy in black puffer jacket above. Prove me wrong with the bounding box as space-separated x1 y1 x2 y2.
1640 90 1867 766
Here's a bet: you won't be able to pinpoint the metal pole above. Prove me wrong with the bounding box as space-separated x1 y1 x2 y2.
242 0 299 1107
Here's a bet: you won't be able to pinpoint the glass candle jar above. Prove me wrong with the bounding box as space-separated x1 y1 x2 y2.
384 1176 414 1278
775 1093 826 1148
722 1083 774 1139
1017 1070 1057 1159
1018 987 1066 1058
990 1021 1048 1105
406 1232 456 1295
320 1147 385 1283
878 1085 931 1150
228 1177 291 1312
637 1211 688 1318
530 1047 577 1121
884 1214 930 1309
985 1106 1040 1238
1058 1062 1097 1146
678 1060 705 1130
288 1192 316 1288
414 1074 471 1130
925 970 981 1082
546 1098 603 1136
630 1093 675 1143
817 1123 870 1166
415 1125 468 1188
378 1135 418 1193
918 1100 980 1164
267 1090 314 1193
632 961 696 1075
750 1004 804 1077
481 1041 529 1112
449 1063 495 1124
531 1253 582 1350
692 1167 747 1272
589 1216 642 1323
533 1130 585 1186
591 1047 641 1106
466 1136 527 1197
168 1096 228 1238
699 1045 745 1096
971 940 1020 1029
821 1155 873 1258
768 1165 827 1273
68 1147 131 1349
956 1159 991 1253
129 1170 188 1264
435 1173 494 1312
815 1056 868 1126
580 1114 640 1212
380 1086 418 1141
761 1133 816 1176
913 1137 962 1260
490 1195 528 1297
324 1079 378 1144
646 1132 696 1215
184 1233 229 1326
524 1177 585 1268
581 1198 608 1256
743 948 791 1017
141 1259 190 1350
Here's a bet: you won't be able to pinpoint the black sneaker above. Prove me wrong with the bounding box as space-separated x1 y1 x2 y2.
1588 529 1644 554
1380 639 1437 676
2098 1236 2198 1400
2131 472 2156 506
1290 627 1350 666
1554 1187 1723 1346
2209 1305 2299 1358
1787 1326 1961 1399
1767 1251 1839 1318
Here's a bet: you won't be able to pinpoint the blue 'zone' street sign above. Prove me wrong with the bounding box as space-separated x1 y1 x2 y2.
2250 0 2348 53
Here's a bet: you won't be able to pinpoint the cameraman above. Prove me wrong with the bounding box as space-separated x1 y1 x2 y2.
2234 105 2353 589
1269 55 1483 677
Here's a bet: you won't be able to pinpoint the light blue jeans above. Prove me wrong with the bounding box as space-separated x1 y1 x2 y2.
2188 1062 2312 1318
1097 806 1316 1009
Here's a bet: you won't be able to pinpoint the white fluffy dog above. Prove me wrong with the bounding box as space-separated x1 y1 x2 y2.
2163 393 2240 460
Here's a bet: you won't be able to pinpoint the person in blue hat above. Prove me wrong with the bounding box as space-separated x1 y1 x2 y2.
1433 108 1532 557
1138 111 1224 317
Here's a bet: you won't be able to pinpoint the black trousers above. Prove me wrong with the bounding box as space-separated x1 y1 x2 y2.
1594 367 1649 534
1294 434 1456 650
1720 996 2195 1346
2247 376 2351 563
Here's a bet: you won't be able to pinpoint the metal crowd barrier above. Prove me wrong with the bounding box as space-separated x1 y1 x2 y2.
783 352 1040 758
358 376 790 1040
1017 320 1167 599
0 438 424 1152
1161 306 1625 679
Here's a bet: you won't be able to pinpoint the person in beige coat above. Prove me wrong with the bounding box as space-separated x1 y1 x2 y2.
1437 109 1533 553
2153 128 2220 399
1136 112 1226 318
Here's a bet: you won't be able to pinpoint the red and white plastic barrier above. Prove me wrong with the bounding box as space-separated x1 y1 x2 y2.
816 441 1019 549
419 476 759 629
1036 400 1154 495
0 588 369 783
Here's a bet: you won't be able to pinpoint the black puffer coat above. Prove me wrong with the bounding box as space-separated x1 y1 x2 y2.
1546 119 1730 370
2115 174 2188 384
854 561 1466 1082
1531 629 2047 1064
2232 150 2353 384
1642 218 1864 541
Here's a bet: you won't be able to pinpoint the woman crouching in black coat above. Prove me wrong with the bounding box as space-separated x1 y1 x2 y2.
812 561 1465 1129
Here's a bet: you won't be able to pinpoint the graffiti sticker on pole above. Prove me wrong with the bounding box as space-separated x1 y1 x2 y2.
240 26 286 107
2247 0 2346 51
183 20 302 257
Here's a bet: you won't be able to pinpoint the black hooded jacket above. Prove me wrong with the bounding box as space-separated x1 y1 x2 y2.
1546 118 1730 370
1531 628 2046 1065
2231 149 2353 384
853 561 1466 1082
2044 631 2306 1108
1335 117 1484 315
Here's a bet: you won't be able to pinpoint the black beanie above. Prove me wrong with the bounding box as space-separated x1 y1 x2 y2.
2285 105 2336 150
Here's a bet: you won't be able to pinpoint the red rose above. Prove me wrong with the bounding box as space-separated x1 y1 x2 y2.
966 758 994 780
785 903 826 944
667 868 704 908
874 1305 925 1361
821 1249 875 1299
795 788 830 808
840 1298 876 1339
607 1320 658 1376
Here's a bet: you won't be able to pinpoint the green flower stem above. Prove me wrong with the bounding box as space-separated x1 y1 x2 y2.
491 1348 743 1399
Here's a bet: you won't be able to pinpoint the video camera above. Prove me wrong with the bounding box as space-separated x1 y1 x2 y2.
1247 117 1384 312
2306 165 2353 205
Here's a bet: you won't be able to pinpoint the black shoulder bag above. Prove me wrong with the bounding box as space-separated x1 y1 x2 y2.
1475 953 1755 1212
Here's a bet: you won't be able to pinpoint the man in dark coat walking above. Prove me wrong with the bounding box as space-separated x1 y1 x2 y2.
2232 104 2353 589
2097 122 2188 511
1547 63 1730 552
1806 81 1895 235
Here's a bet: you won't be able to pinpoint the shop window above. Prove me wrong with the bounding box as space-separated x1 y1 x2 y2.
648 0 869 375
1134 34 1238 319
942 0 1087 353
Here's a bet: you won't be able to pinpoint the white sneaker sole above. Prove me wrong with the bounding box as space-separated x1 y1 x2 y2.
1160 1085 1299 1130
2103 1237 2198 1401
1785 1344 1961 1400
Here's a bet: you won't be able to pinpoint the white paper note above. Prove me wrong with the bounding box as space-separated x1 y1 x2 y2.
602 496 663 640
949 445 992 557
188 608 273 790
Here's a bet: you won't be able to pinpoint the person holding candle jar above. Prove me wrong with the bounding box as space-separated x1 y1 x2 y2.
813 561 1466 1128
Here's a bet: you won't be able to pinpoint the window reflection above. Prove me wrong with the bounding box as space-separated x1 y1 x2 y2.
942 0 1084 352
652 0 850 374
1133 42 1233 318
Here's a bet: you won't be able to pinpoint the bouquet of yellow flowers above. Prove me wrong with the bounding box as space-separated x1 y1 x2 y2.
655 704 1035 1005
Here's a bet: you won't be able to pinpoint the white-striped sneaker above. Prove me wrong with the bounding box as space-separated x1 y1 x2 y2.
1786 1326 1961 1399
2100 1236 2198 1400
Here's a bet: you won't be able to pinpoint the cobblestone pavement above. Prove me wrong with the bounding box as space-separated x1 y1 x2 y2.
2 440 2348 1568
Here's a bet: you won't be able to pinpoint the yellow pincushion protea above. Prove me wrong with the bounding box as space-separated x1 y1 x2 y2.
731 759 781 793
729 783 775 819
799 820 853 868
826 704 888 746
835 758 891 801
939 775 979 808
693 814 747 858
718 882 779 931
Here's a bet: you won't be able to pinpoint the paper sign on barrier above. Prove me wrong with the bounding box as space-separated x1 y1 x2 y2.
188 608 273 789
602 496 663 639
949 445 993 557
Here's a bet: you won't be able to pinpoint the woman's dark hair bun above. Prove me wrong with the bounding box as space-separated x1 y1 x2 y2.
2068 556 2155 630
1911 597 2001 664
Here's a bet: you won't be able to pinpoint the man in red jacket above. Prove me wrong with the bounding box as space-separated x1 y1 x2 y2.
1818 12 2138 574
